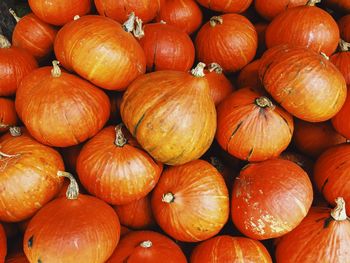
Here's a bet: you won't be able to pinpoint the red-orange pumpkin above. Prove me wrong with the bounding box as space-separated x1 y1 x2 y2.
259 45 347 122
121 64 216 165
330 40 350 85
332 86 350 138
195 14 257 73
11 11 57 61
107 231 187 263
28 0 91 26
15 61 110 147
314 144 350 214
54 15 146 91
237 59 264 92
0 98 17 133
196 0 253 13
95 0 161 24
279 151 314 176
5 252 28 263
275 197 350 262
24 172 120 263
339 15 350 43
293 120 347 158
0 224 6 262
231 159 313 240
325 0 350 13
216 88 293 162
0 129 64 222
190 235 272 263
138 22 195 72
151 160 229 242
156 0 202 35
254 0 308 21
77 125 162 205
265 1 339 56
0 35 38 97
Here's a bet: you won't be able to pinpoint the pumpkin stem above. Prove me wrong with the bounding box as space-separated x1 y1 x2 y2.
123 12 144 39
320 52 329 60
134 17 145 39
339 39 350 52
51 60 61 78
57 171 79 200
0 35 11 48
255 96 274 108
162 192 175 203
0 148 20 159
160 20 166 24
115 124 127 147
123 12 136 32
140 240 153 248
331 197 347 221
306 0 321 6
208 63 223 74
73 15 80 20
210 16 223 27
9 126 21 137
191 62 206 77
9 8 21 22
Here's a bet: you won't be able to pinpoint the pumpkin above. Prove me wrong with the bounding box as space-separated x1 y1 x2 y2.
195 0 253 13
10 10 57 61
0 224 6 263
151 160 229 242
325 0 350 14
231 159 313 240
77 124 162 205
23 172 120 263
265 1 339 56
259 45 347 122
113 194 155 230
28 0 91 26
0 98 17 133
120 226 132 238
254 0 308 21
293 120 347 158
0 35 38 97
121 63 216 165
5 252 28 263
156 0 202 35
279 151 314 176
137 21 195 72
332 86 350 139
15 61 110 147
275 197 350 262
95 0 161 24
314 144 350 214
0 129 64 222
216 88 293 162
54 15 146 91
339 15 350 43
190 235 272 263
107 231 187 263
237 59 264 93
330 40 350 85
195 14 257 73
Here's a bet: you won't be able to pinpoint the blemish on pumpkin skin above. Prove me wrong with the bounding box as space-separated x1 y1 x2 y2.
38 259 42 263
28 235 34 248
133 113 145 136
320 178 329 193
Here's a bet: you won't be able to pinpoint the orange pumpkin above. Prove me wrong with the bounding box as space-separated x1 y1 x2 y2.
332 86 350 139
330 40 350 85
0 98 17 133
339 15 350 43
196 0 253 13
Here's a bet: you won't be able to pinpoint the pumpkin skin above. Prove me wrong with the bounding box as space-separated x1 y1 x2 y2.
339 15 350 43
237 59 264 92
121 67 216 165
293 120 347 158
314 144 350 215
216 88 293 162
195 14 257 73
156 0 202 35
15 63 110 147
151 160 229 242
265 4 339 56
28 0 91 26
107 231 187 263
231 159 313 240
0 130 64 222
5 252 28 263
95 0 161 24
332 86 350 138
275 198 350 263
190 235 272 263
12 13 57 61
23 173 120 263
330 42 350 85
0 224 6 263
0 35 38 97
254 0 307 21
279 151 314 176
138 22 195 72
0 98 17 133
196 0 253 13
54 15 146 91
259 45 347 122
77 125 162 205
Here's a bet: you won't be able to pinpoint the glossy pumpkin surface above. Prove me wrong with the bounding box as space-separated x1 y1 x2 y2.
339 15 350 43
254 0 307 21
330 41 350 85
196 0 253 13
0 98 17 133
332 86 350 139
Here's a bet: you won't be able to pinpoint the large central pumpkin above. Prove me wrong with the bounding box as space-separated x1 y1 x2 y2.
120 63 216 165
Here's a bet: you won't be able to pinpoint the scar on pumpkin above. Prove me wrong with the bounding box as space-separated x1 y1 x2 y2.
28 235 34 248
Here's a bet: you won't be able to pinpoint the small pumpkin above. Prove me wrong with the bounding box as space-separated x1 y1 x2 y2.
330 40 350 85
23 172 120 263
339 15 350 43
0 35 38 97
195 14 257 73
332 86 350 139
151 160 229 242
231 159 313 240
77 124 162 205
0 98 17 133
107 231 187 263
275 197 350 262
195 0 253 13
190 235 272 263
121 63 216 165
237 59 264 92
0 224 6 263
